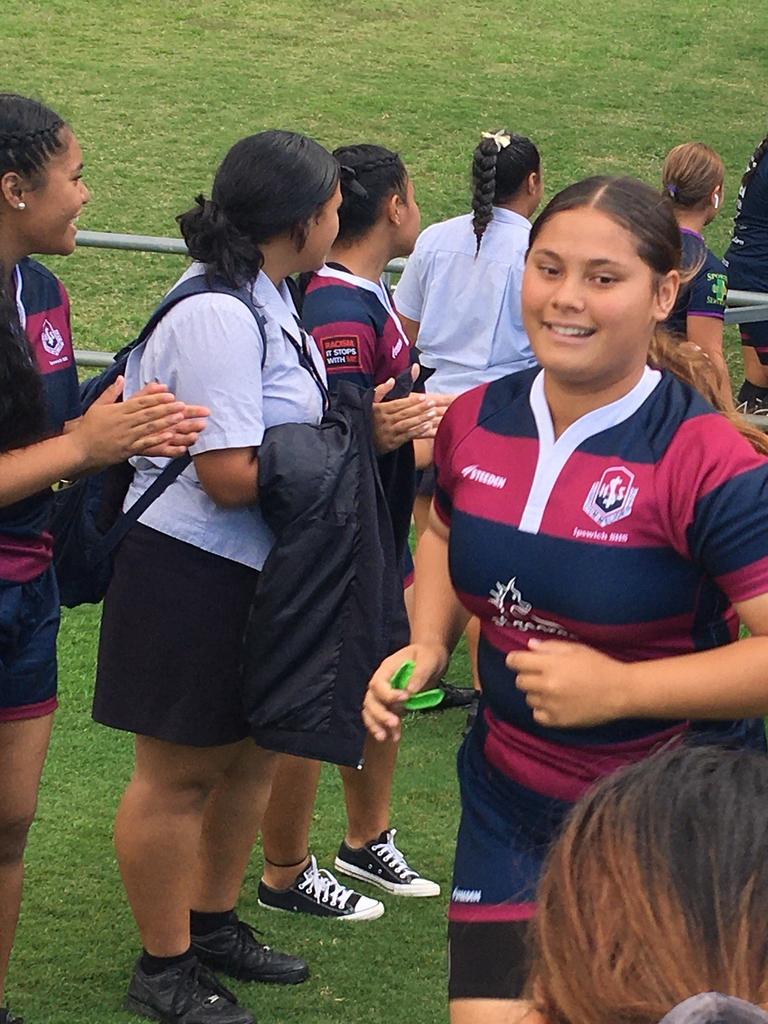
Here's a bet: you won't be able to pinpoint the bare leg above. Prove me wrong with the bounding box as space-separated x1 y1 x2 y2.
742 347 768 389
340 733 398 848
193 742 277 912
0 714 53 1005
260 755 320 890
115 735 272 956
450 999 537 1024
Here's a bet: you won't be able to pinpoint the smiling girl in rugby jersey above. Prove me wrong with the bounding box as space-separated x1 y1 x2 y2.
364 176 768 1024
0 93 205 1024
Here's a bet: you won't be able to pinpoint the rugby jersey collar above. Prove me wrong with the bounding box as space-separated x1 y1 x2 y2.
519 366 661 534
315 263 410 347
13 264 25 328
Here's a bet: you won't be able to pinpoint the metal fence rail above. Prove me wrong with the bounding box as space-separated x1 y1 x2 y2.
73 229 768 357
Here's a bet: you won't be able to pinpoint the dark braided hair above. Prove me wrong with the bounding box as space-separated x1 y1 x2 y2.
0 268 46 452
471 129 540 254
333 144 408 242
740 133 768 190
0 95 67 451
0 93 67 183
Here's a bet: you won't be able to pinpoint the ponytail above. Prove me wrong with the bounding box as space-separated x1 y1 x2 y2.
0 270 46 453
740 135 768 191
176 130 339 288
471 129 540 254
177 194 263 287
648 329 768 456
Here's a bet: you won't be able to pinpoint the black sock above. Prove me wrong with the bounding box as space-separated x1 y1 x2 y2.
140 947 194 976
189 908 237 936
738 380 768 404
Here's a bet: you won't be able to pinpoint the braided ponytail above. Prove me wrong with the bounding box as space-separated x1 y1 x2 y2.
740 134 768 191
471 129 541 255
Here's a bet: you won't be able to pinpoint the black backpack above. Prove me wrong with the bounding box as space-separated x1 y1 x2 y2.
51 275 267 607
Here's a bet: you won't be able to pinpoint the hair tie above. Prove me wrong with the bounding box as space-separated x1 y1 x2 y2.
339 164 369 199
481 130 511 152
665 183 678 198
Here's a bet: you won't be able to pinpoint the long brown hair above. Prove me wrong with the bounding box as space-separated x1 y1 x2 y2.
529 177 768 455
529 747 768 1024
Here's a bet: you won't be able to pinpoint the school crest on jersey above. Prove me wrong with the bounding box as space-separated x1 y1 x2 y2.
40 318 65 357
583 466 638 528
489 577 573 638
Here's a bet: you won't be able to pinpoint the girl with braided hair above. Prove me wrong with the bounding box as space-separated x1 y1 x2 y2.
258 144 444 920
723 130 768 412
0 93 206 1024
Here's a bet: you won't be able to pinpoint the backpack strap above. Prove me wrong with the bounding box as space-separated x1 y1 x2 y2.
115 274 269 367
99 276 269 559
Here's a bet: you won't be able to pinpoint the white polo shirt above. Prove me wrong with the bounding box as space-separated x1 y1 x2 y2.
394 207 537 394
123 264 327 570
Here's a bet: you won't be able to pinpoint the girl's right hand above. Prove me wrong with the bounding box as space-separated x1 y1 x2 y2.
363 642 449 742
73 377 204 471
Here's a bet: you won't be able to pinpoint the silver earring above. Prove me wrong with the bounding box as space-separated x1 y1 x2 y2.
16 202 26 210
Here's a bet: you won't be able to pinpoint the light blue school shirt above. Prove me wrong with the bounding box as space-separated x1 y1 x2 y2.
123 264 327 570
394 208 537 394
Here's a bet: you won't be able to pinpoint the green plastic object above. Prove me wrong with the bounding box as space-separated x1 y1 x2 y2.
390 660 445 711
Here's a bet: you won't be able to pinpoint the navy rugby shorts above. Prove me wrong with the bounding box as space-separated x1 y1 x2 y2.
0 567 59 722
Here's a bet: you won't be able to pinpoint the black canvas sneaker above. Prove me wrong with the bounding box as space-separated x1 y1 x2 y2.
191 915 308 984
334 828 441 896
258 854 384 921
0 1009 23 1024
123 955 254 1023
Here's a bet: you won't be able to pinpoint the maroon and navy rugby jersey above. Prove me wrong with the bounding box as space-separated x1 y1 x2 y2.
302 264 412 388
434 366 768 750
0 258 80 583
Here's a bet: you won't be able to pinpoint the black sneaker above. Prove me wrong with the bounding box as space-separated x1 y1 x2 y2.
335 828 440 896
123 955 254 1023
0 1009 23 1024
258 854 384 921
191 915 309 985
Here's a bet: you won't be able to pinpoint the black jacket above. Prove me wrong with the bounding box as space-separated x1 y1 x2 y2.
240 380 409 767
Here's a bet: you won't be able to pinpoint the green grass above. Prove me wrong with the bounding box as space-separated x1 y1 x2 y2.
4 0 768 1020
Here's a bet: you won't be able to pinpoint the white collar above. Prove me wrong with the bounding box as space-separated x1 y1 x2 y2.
489 207 532 230
529 365 661 450
314 264 409 345
13 265 25 328
249 272 303 344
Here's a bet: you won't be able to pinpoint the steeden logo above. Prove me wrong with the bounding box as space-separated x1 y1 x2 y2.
460 464 507 489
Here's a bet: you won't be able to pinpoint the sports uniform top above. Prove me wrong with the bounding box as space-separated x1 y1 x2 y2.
434 366 768 763
394 209 537 394
665 229 728 336
724 154 768 291
124 263 327 571
302 264 412 388
0 258 80 583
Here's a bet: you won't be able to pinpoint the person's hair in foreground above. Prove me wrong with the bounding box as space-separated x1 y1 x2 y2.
530 746 768 1024
528 174 768 454
471 128 540 252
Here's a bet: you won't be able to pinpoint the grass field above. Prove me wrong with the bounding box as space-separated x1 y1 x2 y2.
4 1 768 1021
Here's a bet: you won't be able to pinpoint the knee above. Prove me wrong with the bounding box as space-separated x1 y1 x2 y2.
0 812 35 866
125 772 218 818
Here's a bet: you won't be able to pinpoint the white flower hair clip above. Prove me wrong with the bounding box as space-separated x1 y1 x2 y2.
481 130 512 151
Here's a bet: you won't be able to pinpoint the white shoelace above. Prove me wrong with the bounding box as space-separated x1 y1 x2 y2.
298 855 356 910
370 829 417 880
